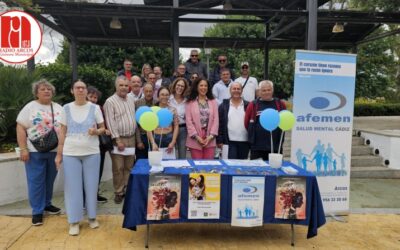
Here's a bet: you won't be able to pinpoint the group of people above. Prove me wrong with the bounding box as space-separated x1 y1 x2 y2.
16 49 285 236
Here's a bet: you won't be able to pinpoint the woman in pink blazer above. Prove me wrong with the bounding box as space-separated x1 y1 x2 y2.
185 78 219 159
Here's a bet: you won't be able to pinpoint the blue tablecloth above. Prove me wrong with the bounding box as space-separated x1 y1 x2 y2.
122 159 326 238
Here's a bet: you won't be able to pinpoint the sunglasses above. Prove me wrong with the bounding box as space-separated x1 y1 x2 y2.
242 66 249 69
218 60 226 63
191 55 199 57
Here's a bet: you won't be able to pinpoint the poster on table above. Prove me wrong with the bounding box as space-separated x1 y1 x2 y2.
231 176 265 227
274 177 306 220
188 173 221 219
147 174 181 220
291 50 356 214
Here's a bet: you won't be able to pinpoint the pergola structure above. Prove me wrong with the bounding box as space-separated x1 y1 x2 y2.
20 0 400 80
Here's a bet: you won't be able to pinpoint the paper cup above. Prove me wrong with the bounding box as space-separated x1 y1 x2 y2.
15 147 21 157
269 153 283 168
148 151 163 166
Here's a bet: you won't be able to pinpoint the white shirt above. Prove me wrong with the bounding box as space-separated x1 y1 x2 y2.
16 101 63 152
235 76 258 102
60 102 104 156
128 89 143 102
169 95 187 125
212 79 232 106
227 100 248 142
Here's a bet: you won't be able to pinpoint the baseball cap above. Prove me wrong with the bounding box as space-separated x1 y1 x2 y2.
241 62 249 67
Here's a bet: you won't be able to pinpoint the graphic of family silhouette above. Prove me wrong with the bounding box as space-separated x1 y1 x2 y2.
189 175 205 200
295 140 347 176
236 205 258 219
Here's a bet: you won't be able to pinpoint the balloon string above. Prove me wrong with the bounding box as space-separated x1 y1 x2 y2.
278 131 285 155
147 134 151 152
158 128 163 149
270 132 274 154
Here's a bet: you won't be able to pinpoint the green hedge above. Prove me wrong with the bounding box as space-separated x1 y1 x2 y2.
354 103 400 116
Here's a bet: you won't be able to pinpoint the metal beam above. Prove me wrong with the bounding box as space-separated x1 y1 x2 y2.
356 28 400 45
264 24 270 80
69 39 78 82
134 19 141 37
178 18 265 24
27 12 74 40
267 17 305 41
306 0 318 50
171 13 179 69
96 17 107 36
57 16 73 35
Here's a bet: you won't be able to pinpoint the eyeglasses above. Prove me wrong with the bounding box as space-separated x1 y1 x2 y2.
218 60 226 63
191 55 199 57
242 66 249 69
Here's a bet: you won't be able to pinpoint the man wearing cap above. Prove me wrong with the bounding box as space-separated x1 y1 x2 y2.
209 54 235 87
184 49 208 79
234 62 258 102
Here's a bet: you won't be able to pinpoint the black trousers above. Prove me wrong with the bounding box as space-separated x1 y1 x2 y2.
250 150 271 161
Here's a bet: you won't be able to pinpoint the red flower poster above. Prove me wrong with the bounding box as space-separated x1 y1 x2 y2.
274 177 306 220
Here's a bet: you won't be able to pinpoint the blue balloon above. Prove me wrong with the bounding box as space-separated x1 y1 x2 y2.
135 106 152 122
157 108 174 128
260 108 280 131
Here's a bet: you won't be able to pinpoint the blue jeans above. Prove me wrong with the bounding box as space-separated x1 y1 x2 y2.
25 152 58 215
63 154 100 223
153 132 173 148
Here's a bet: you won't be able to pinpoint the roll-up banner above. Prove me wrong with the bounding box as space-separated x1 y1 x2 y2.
291 50 356 214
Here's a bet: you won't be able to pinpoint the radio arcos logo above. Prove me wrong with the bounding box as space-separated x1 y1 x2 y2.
0 10 42 63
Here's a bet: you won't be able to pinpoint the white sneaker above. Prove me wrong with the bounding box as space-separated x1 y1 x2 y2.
88 219 99 229
69 223 79 236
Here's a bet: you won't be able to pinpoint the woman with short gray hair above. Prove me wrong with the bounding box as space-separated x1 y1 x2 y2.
16 79 63 226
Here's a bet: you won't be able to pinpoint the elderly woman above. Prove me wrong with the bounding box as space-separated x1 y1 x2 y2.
244 80 286 160
16 79 63 226
185 78 219 159
169 77 190 158
55 80 105 236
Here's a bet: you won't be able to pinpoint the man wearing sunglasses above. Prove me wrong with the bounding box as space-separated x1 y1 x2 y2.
184 49 208 79
234 62 258 102
210 55 235 87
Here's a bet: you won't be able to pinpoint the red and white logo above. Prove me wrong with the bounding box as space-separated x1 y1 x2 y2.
0 10 42 63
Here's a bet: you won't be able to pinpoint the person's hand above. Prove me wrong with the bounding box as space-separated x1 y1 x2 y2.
20 150 29 162
202 135 214 147
137 142 145 150
55 154 62 170
105 129 111 136
196 136 205 146
88 127 97 136
117 142 125 151
166 142 175 154
217 143 223 149
151 142 159 151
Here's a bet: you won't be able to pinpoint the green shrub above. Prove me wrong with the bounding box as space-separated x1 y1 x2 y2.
0 66 41 142
37 63 115 105
354 103 400 116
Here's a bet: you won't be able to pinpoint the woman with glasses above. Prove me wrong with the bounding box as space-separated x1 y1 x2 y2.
169 77 190 158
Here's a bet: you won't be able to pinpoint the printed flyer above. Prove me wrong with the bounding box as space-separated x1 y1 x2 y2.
188 173 221 219
231 176 265 227
146 174 181 220
274 177 306 220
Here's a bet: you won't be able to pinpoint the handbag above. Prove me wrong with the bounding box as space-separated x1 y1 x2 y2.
247 100 259 144
29 103 59 153
99 134 114 151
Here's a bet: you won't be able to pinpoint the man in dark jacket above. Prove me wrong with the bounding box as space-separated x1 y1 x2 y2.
210 55 235 87
184 49 208 79
117 58 134 79
217 82 249 159
244 80 286 160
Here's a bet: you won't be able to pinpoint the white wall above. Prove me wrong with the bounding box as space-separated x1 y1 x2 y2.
0 152 113 206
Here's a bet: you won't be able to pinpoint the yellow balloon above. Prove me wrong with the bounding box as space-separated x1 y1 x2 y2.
151 106 161 113
139 112 159 131
279 111 295 131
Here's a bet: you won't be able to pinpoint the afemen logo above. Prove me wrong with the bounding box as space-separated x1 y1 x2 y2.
309 91 347 112
0 10 42 63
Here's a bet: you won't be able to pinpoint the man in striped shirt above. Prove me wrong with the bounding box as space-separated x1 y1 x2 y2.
104 76 140 204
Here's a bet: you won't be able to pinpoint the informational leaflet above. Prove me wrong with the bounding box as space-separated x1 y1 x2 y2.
188 173 220 219
231 176 265 227
193 160 222 166
160 160 191 168
147 174 181 220
112 146 135 156
274 177 306 220
224 159 269 167
159 147 176 160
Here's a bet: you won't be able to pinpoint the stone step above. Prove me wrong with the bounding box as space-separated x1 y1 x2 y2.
351 145 373 156
351 155 382 167
351 166 400 178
